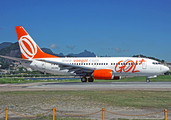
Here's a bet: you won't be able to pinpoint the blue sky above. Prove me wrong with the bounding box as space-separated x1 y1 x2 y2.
0 0 171 61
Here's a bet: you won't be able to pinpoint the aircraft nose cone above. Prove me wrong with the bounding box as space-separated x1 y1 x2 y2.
163 66 169 73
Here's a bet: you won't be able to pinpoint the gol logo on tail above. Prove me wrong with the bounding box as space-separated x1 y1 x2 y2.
19 35 37 59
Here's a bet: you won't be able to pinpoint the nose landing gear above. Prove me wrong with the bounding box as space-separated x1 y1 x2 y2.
146 78 150 83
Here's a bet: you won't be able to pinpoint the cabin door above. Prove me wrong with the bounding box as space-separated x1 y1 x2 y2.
142 61 147 69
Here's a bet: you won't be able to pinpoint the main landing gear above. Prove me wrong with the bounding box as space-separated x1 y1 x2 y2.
81 77 87 82
146 78 150 83
81 77 94 82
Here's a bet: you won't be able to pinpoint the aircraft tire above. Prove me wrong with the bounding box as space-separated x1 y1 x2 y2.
81 77 87 82
88 77 94 82
146 79 150 83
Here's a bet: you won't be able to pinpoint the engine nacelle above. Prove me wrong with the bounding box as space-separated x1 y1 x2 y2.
93 69 121 80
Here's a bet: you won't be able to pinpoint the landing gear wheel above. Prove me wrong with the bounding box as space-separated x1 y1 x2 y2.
146 79 150 83
88 77 94 82
81 77 87 82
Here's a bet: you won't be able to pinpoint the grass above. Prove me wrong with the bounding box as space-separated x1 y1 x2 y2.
21 116 92 120
69 90 171 109
0 77 78 84
0 115 167 120
1 90 171 109
0 75 171 84
118 119 165 120
0 117 166 120
0 116 93 120
0 91 170 120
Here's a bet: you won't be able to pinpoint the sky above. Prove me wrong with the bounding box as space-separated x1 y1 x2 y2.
0 0 171 61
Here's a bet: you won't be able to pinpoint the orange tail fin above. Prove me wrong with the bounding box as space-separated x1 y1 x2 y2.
15 26 59 59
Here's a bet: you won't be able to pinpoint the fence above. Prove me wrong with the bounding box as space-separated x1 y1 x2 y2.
0 107 170 120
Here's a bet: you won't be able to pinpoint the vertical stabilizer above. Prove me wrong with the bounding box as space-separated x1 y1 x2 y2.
15 26 59 59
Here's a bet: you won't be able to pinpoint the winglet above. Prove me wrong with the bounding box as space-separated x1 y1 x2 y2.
15 26 59 59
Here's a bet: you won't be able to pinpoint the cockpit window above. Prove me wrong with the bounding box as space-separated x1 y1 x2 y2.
152 62 161 65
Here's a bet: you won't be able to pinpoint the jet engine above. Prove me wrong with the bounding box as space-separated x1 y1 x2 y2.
93 69 121 80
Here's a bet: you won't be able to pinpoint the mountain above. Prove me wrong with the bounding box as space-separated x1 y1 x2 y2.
67 49 96 57
41 48 57 55
41 48 96 57
0 42 21 68
0 42 96 68
0 42 12 50
41 48 64 57
0 42 21 57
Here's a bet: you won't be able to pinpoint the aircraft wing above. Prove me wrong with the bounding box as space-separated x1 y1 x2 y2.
0 55 95 76
0 55 32 62
37 59 95 76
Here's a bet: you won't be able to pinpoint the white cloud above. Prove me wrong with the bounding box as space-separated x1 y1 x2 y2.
50 44 59 49
115 47 121 52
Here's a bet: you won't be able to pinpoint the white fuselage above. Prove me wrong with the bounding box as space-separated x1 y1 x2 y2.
21 57 169 77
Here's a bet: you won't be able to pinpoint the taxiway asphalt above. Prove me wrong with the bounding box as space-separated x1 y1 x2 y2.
0 82 171 91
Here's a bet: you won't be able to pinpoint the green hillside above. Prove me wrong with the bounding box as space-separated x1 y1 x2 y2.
0 42 21 69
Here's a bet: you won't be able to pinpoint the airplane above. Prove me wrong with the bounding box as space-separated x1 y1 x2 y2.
0 26 169 82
